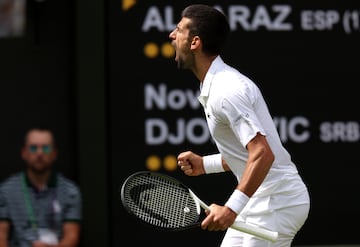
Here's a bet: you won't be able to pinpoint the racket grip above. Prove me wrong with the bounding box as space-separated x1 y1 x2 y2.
231 221 278 242
189 189 278 242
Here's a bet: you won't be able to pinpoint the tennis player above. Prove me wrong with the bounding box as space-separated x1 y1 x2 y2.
170 4 310 247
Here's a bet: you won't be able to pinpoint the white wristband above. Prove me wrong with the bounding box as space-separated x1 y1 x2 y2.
203 154 224 174
225 190 249 215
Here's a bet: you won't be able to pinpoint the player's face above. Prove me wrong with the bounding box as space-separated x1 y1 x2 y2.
21 130 57 174
169 17 195 70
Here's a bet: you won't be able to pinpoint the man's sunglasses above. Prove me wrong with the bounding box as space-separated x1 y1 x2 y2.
27 145 53 154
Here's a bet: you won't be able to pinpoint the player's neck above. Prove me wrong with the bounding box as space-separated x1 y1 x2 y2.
194 54 217 82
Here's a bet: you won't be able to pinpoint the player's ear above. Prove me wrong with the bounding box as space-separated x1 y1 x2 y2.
190 35 200 49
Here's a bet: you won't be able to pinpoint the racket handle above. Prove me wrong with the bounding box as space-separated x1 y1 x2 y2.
231 221 278 242
189 189 278 242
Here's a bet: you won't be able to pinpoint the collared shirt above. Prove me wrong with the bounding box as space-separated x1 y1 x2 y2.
0 171 82 247
198 56 309 215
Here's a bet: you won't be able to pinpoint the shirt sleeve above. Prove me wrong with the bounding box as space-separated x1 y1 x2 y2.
220 85 266 148
0 186 10 221
60 184 82 222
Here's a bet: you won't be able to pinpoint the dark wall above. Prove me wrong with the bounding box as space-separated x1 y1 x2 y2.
0 0 76 181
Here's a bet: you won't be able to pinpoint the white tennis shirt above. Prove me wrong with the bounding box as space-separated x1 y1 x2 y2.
198 56 309 216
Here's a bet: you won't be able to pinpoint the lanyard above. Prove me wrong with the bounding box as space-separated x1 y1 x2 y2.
21 172 37 230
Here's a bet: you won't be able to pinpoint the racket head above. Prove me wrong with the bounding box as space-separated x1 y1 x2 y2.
120 171 202 231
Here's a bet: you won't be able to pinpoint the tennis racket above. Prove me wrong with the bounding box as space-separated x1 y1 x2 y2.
120 171 278 242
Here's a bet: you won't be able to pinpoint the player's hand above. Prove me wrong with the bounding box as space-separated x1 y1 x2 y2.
201 204 237 231
177 151 205 176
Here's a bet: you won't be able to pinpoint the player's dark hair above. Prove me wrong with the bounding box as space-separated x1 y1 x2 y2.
181 4 230 56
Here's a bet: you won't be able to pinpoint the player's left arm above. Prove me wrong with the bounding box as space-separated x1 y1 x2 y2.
203 133 274 230
238 132 274 197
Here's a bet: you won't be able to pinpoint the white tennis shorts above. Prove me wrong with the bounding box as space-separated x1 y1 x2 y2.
220 203 310 247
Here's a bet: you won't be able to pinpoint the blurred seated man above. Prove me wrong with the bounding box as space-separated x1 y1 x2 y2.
0 127 82 247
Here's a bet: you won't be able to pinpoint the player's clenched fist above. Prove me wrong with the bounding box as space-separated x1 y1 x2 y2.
177 151 205 176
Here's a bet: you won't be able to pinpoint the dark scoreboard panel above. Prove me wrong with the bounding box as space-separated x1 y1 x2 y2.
107 1 359 246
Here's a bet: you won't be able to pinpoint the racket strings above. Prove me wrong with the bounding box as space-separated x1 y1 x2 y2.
123 173 200 229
